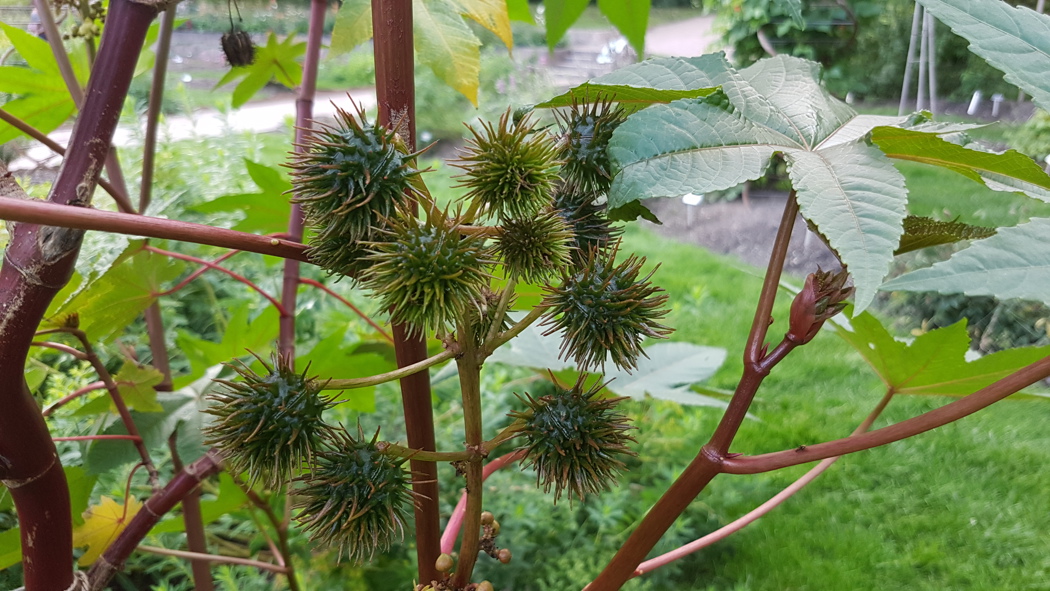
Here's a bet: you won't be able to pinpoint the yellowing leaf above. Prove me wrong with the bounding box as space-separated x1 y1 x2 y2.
114 363 165 412
452 0 513 49
72 496 142 566
415 0 481 106
330 0 373 57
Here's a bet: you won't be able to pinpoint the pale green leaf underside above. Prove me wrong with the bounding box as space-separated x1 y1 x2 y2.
837 313 1050 396
415 0 481 106
881 217 1050 306
586 53 735 93
916 0 1050 112
787 141 908 311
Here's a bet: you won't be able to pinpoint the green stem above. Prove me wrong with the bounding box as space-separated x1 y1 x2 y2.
452 323 485 588
322 348 457 390
482 303 550 357
482 275 517 350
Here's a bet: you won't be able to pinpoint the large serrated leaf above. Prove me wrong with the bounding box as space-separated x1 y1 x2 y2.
915 0 1050 112
786 140 908 310
836 312 1050 397
330 0 373 57
895 216 996 255
192 160 292 234
538 83 718 111
607 91 785 205
415 0 481 106
174 307 279 387
872 126 1050 202
453 0 513 49
880 217 1050 306
85 393 198 475
217 33 305 108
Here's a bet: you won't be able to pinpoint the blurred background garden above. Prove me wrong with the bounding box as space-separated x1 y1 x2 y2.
3 0 1050 589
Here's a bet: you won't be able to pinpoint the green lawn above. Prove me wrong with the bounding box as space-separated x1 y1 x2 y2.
464 227 1050 590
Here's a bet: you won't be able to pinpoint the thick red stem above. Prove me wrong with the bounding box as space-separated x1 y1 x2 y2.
372 0 441 583
0 2 159 587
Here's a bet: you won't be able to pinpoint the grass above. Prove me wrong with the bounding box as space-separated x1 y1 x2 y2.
589 227 1050 590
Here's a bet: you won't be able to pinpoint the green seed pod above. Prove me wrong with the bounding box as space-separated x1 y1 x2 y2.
495 209 574 285
454 109 560 222
203 352 334 487
295 427 417 563
555 99 627 194
552 188 621 265
288 103 422 278
510 375 636 502
363 212 494 336
542 248 672 371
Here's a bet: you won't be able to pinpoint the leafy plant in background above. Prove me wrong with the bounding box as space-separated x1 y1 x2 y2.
2 0 1050 591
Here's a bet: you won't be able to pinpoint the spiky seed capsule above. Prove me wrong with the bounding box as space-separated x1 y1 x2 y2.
495 210 574 285
295 427 417 563
510 376 636 502
221 30 255 67
556 99 628 194
454 109 560 222
542 247 672 372
203 353 333 487
288 104 422 278
552 188 621 265
363 212 494 336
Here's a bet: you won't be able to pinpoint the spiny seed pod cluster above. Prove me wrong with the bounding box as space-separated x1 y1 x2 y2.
510 376 636 502
363 212 494 335
555 99 628 194
542 249 672 371
552 188 621 265
295 427 417 563
455 109 560 222
495 210 574 284
203 353 334 486
288 104 422 278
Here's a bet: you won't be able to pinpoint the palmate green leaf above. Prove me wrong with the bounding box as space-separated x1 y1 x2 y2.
543 0 588 51
48 246 183 342
113 363 165 413
174 307 280 387
192 160 292 234
151 473 249 534
538 83 718 111
0 22 59 72
608 55 914 311
608 200 661 224
597 0 650 57
915 0 1050 112
774 0 804 28
871 126 1050 202
506 0 534 24
895 216 996 255
0 23 76 143
836 312 1050 397
415 0 481 106
0 93 76 144
330 0 372 57
216 33 305 108
880 217 1050 306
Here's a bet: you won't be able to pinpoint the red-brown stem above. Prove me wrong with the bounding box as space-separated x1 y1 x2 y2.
88 450 223 591
0 5 158 586
138 3 176 214
144 245 289 315
144 304 172 390
42 380 106 416
373 0 441 583
632 388 896 578
158 250 241 296
31 340 87 358
299 278 394 343
64 328 159 486
279 0 326 359
723 354 1050 474
589 195 800 591
53 435 142 442
441 449 526 553
169 433 214 591
0 197 311 261
231 478 302 591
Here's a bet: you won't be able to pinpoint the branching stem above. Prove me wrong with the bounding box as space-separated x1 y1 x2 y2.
322 348 457 390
